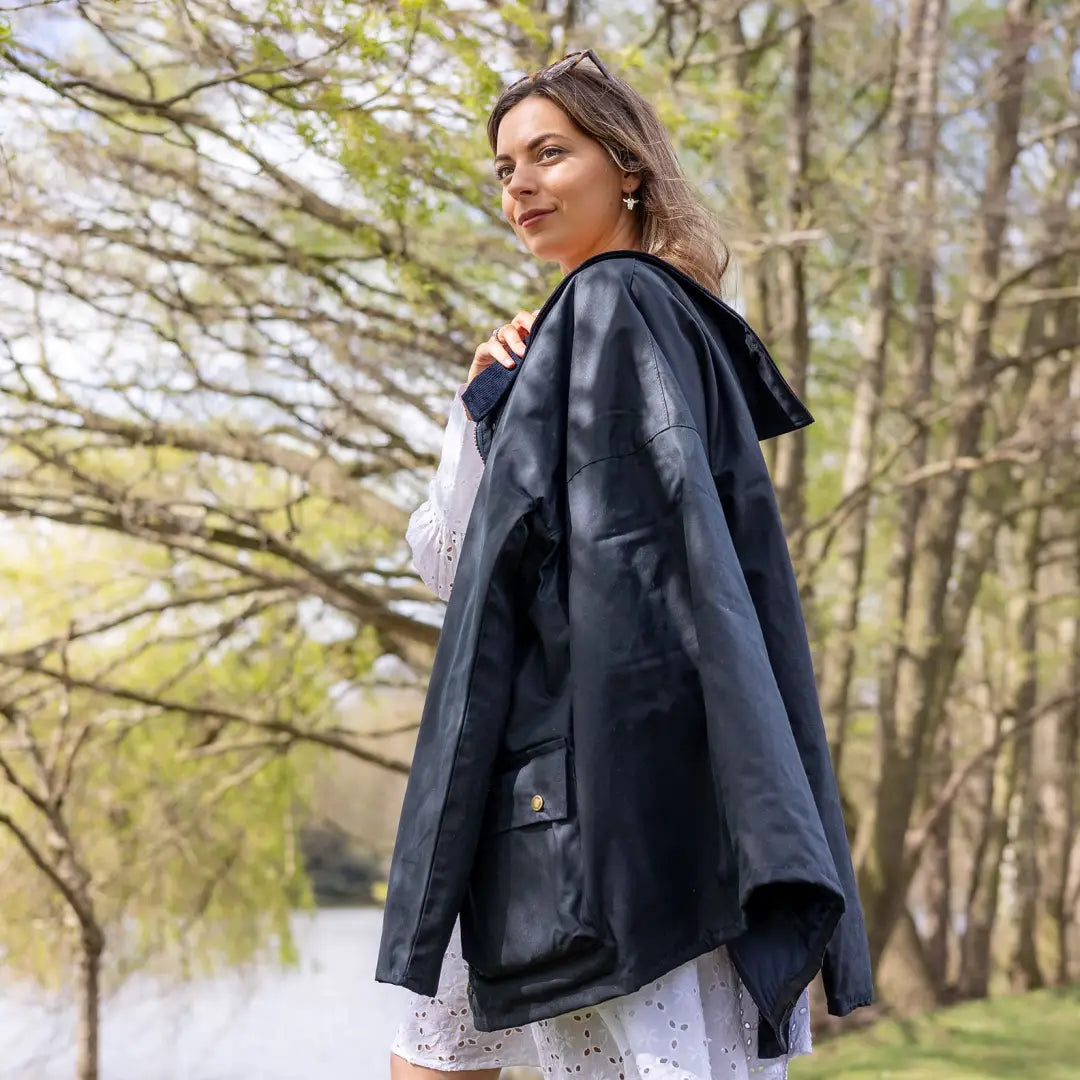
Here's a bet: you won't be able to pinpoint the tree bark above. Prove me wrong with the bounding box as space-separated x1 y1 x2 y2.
1009 477 1047 991
875 0 945 772
818 0 931 772
956 700 1013 999
728 6 779 479
75 921 105 1080
1050 541 1080 984
861 0 1037 966
771 2 813 556
922 720 954 1000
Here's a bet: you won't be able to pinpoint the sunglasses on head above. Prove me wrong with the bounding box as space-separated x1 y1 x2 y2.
508 48 612 90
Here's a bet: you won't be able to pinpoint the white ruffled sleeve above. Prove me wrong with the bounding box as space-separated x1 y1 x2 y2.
405 382 487 601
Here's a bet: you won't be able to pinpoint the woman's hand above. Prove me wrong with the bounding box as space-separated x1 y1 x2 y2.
465 310 537 407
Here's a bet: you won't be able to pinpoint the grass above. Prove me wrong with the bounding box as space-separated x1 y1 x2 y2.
790 984 1080 1079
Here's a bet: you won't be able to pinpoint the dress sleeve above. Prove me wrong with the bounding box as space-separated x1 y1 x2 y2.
405 382 486 601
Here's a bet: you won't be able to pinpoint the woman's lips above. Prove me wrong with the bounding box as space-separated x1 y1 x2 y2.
521 210 553 229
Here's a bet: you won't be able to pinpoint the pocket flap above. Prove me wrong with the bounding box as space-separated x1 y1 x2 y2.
487 742 570 833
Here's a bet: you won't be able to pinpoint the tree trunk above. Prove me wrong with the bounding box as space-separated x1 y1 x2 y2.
956 705 1014 999
1050 543 1080 984
771 3 813 557
857 4 944 953
922 720 953 1000
817 0 929 771
876 0 944 771
1010 479 1046 991
729 9 778 473
862 0 1037 966
75 921 105 1080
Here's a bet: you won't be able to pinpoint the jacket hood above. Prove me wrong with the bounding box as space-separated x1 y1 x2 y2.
463 249 813 441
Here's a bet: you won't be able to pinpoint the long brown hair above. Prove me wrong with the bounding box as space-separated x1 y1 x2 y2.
486 58 730 297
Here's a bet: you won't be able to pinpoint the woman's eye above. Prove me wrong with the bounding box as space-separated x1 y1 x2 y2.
496 147 563 182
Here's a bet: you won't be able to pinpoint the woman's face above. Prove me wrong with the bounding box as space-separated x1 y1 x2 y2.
494 95 641 275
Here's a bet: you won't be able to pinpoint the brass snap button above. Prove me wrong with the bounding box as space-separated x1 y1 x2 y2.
530 794 544 812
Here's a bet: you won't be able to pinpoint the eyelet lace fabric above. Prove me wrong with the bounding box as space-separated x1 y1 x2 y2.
391 919 811 1078
396 385 814 1078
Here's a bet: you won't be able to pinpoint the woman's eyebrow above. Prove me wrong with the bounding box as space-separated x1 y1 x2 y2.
493 131 568 165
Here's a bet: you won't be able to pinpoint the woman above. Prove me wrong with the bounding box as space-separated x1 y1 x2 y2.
382 49 872 1080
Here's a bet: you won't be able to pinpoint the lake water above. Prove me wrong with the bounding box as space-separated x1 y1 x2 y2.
0 907 425 1080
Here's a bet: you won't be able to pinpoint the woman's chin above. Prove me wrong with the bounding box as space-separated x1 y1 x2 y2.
525 237 571 264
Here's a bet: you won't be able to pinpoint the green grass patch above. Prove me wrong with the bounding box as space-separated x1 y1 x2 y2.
790 984 1080 1079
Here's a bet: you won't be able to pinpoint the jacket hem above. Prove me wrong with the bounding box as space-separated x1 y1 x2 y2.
375 964 440 997
827 993 875 1016
729 885 844 1059
466 918 747 1032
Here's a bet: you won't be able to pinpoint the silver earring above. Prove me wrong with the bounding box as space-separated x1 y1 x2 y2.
623 192 638 210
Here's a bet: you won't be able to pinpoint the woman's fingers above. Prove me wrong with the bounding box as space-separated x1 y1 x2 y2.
468 308 541 383
491 336 518 367
468 340 512 383
500 309 537 361
500 330 525 360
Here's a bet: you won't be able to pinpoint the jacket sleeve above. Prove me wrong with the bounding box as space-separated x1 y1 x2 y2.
657 312 875 1020
375 380 554 994
563 264 872 1033
692 424 875 1020
633 272 874 1020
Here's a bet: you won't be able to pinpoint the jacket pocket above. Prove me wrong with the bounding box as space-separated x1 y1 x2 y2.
459 737 604 979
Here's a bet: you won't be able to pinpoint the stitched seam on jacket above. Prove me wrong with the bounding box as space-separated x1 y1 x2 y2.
628 261 671 431
566 423 699 484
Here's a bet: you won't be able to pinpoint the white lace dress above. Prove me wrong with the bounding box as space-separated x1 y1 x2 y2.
391 382 813 1079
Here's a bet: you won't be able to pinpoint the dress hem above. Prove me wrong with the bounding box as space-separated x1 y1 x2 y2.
390 1038 815 1074
390 1045 542 1072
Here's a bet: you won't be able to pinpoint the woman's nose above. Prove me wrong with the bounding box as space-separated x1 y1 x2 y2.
506 168 536 201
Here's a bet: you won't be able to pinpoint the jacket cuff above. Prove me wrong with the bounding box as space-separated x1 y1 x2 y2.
826 991 875 1016
460 360 517 422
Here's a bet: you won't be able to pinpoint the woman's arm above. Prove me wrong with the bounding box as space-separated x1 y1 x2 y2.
405 383 486 600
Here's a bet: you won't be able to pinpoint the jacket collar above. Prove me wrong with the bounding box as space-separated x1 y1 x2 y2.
461 249 812 440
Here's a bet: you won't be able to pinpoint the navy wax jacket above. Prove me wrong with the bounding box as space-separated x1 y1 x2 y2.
375 249 874 1057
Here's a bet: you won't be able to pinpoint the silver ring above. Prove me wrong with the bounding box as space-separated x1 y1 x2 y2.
490 326 502 341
